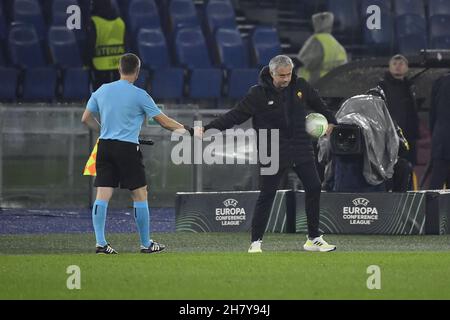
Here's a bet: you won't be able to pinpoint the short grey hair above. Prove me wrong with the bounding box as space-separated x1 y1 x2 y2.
269 55 294 74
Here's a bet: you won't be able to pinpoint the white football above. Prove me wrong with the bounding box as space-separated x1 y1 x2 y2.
305 113 328 138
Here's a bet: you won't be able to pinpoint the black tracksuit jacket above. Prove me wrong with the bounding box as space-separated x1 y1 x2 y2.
430 73 450 160
204 66 337 168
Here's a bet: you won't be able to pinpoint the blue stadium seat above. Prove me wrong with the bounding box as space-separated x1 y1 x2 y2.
215 28 248 69
396 14 427 55
175 27 213 69
206 0 237 36
23 67 57 102
0 67 19 101
13 0 47 40
51 0 79 26
137 28 170 70
50 0 87 49
8 24 46 68
394 0 425 17
250 26 282 68
428 0 450 17
0 1 6 40
169 0 200 33
398 34 427 55
189 68 222 99
431 37 450 50
48 26 83 68
127 0 161 35
363 13 395 55
326 0 360 43
149 67 185 99
227 68 259 99
134 68 149 90
429 15 450 49
62 68 91 101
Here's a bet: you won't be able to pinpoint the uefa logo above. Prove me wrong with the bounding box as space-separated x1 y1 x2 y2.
352 198 370 207
223 199 239 208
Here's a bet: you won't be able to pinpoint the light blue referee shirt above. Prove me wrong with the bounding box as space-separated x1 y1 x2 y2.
86 80 161 144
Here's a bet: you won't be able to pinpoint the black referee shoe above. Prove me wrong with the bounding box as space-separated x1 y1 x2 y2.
96 243 118 254
140 241 165 254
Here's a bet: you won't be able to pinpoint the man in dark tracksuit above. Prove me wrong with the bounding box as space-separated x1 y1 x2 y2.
203 55 337 252
378 55 419 191
378 55 419 166
429 72 450 190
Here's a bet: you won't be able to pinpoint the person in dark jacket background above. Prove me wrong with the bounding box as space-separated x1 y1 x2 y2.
429 72 450 190
378 55 419 166
86 0 126 90
201 55 337 253
378 54 419 191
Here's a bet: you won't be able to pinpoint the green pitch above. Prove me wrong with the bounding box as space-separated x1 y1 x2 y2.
1 233 450 299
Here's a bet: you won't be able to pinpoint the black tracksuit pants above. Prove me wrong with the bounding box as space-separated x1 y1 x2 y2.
429 159 450 189
251 160 322 241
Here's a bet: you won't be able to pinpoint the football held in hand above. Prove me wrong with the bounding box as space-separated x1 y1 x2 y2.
305 113 328 138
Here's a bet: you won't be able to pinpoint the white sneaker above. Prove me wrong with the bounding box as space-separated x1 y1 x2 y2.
303 235 336 252
248 240 262 253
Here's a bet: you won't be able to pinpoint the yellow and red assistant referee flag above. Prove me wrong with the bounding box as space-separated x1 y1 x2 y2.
83 139 98 176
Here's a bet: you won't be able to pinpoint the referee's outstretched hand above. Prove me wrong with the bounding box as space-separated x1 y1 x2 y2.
194 126 204 139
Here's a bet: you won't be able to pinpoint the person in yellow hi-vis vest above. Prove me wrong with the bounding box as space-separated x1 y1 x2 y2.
87 0 126 90
83 139 98 176
297 12 348 85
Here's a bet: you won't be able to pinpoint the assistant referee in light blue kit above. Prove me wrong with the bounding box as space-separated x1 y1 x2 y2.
82 53 194 254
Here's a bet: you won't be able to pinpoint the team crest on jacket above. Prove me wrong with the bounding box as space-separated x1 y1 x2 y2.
297 91 303 99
